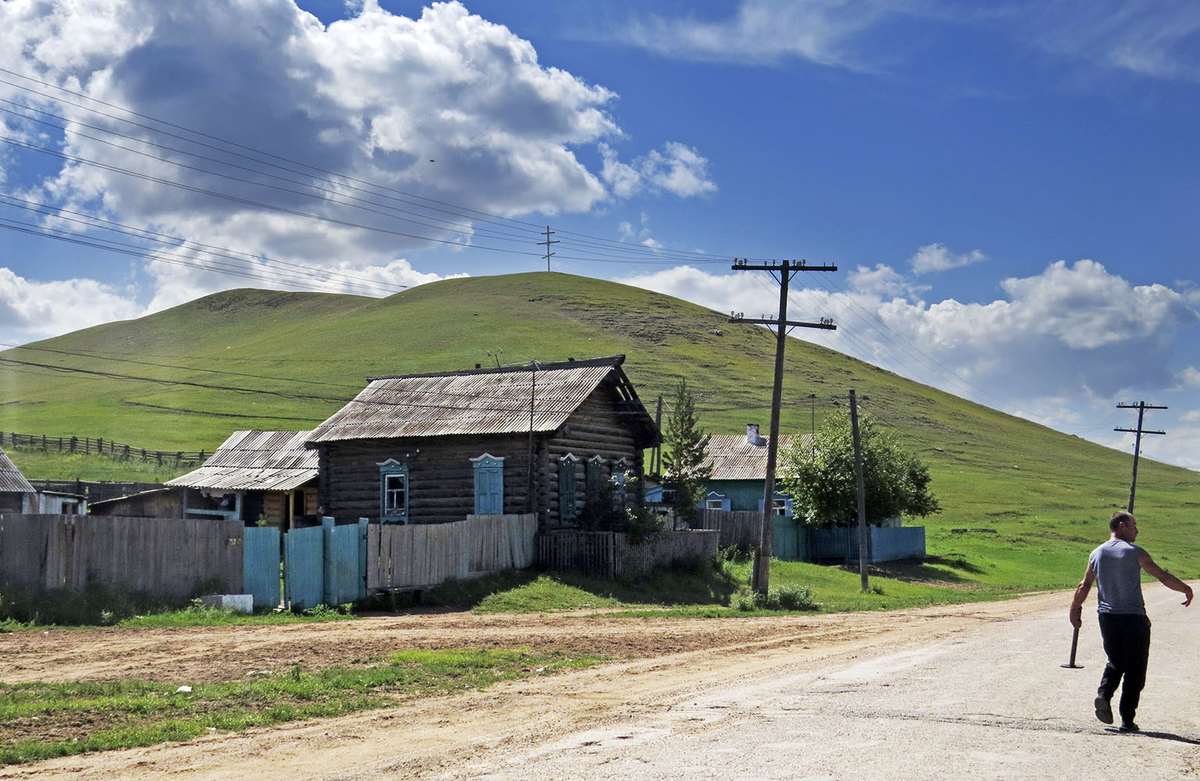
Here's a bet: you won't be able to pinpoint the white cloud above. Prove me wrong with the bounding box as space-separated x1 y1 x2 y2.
0 267 141 344
620 257 1198 410
600 142 716 199
618 0 909 69
848 263 928 297
1182 410 1200 423
1022 0 1200 81
0 0 713 319
909 243 987 274
1178 367 1200 389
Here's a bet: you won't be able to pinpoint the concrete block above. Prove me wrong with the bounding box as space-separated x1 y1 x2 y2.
198 594 254 613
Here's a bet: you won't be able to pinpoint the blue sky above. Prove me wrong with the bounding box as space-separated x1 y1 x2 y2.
1 0 1199 468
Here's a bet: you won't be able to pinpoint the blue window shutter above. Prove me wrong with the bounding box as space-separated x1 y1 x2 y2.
472 455 504 515
558 456 577 521
722 497 731 511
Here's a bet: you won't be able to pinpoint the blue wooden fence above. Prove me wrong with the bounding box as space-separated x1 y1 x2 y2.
323 517 368 606
243 526 281 609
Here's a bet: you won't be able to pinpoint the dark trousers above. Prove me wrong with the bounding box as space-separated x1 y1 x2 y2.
1097 612 1151 724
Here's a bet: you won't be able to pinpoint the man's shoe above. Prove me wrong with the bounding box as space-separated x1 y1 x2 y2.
1119 721 1140 733
1094 697 1114 724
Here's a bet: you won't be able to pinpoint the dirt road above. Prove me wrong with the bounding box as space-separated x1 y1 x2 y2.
1 588 1196 779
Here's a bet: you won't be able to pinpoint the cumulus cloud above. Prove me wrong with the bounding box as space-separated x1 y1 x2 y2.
600 142 716 199
1179 367 1200 389
0 267 141 344
0 0 712 315
619 257 1198 408
848 263 928 297
909 243 987 274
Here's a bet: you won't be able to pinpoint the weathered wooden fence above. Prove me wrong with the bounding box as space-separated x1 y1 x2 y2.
0 514 241 598
538 529 719 578
367 514 537 591
695 509 762 548
0 431 206 468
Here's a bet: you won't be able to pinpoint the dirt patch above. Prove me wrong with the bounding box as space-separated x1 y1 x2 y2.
0 610 853 685
0 593 1069 779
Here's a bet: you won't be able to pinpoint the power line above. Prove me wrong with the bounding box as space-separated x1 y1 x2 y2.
0 69 756 269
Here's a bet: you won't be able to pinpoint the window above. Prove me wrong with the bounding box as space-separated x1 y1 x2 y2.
705 492 730 511
378 460 409 523
773 497 788 516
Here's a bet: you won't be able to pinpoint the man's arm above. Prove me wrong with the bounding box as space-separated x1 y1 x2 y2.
1069 562 1095 628
1138 549 1194 606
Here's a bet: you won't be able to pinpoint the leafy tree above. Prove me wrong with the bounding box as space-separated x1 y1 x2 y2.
661 379 713 524
578 470 663 542
779 409 940 529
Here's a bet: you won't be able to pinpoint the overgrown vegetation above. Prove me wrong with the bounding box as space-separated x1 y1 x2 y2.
0 648 602 766
780 408 940 528
0 582 355 631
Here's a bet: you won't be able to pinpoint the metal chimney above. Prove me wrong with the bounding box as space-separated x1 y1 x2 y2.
747 423 766 446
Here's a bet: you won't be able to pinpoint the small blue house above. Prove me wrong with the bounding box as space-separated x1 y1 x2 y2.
699 425 806 516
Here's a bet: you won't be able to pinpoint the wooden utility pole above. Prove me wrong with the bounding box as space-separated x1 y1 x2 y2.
540 226 558 271
1115 401 1166 513
849 389 869 591
730 258 837 593
653 394 663 475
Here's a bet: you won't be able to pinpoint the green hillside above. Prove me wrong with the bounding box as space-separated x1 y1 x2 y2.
3 272 1198 588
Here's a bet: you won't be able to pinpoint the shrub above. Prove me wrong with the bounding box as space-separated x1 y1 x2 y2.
733 584 818 612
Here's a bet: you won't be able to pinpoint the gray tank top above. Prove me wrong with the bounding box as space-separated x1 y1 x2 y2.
1089 540 1145 615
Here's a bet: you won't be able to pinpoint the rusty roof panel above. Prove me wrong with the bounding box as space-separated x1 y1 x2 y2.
0 447 35 494
308 359 638 443
703 434 810 481
166 430 317 491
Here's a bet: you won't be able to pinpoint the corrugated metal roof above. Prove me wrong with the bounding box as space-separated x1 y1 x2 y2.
0 447 35 494
308 356 657 444
166 430 318 491
703 433 811 481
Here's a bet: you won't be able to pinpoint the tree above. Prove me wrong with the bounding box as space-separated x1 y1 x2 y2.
661 379 713 525
779 409 939 528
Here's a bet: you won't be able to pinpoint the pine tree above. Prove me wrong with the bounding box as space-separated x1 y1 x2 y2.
662 379 712 524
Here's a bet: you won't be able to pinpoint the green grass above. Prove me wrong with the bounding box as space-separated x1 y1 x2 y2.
0 649 602 766
3 448 191 484
2 272 1198 599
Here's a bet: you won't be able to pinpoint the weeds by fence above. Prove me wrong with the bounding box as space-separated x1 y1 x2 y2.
537 529 719 578
0 431 206 468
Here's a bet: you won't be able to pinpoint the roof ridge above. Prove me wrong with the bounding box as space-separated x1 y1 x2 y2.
365 354 625 382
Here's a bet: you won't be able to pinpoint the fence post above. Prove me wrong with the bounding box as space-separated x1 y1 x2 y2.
321 516 335 608
358 518 369 600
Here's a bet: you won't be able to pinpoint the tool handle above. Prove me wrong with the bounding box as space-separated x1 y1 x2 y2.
1067 625 1080 666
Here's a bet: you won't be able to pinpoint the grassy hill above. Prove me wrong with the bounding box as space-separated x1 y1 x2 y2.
3 272 1198 589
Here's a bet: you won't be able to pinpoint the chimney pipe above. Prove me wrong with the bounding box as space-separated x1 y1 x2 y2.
747 423 765 446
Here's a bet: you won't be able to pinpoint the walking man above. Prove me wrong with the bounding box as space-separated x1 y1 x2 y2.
1069 511 1193 732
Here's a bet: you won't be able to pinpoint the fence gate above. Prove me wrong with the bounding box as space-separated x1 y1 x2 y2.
282 518 367 610
323 517 368 606
284 525 324 610
243 526 281 609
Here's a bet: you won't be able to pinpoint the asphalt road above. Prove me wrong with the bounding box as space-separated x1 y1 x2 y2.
447 586 1199 780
